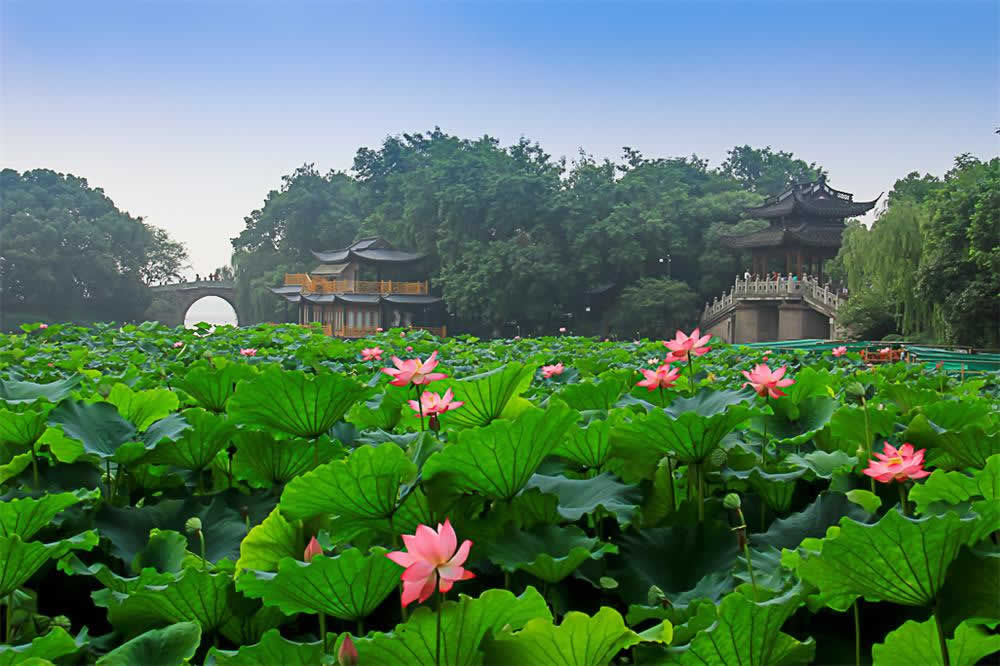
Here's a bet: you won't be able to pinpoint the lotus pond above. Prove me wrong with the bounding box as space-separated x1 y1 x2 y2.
1 321 998 665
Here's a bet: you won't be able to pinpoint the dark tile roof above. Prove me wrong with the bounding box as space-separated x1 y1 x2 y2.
721 226 846 249
311 236 426 264
746 179 880 220
382 294 443 305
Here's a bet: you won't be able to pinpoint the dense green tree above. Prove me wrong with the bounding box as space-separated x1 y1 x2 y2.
720 145 826 195
915 156 999 347
0 168 187 326
611 278 700 339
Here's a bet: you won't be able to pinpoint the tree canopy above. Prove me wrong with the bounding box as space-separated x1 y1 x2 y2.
231 134 828 335
835 155 998 347
0 169 188 328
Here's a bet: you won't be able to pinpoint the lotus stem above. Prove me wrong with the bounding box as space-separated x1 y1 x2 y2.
761 396 769 463
862 397 875 493
319 613 327 652
853 600 861 666
666 457 675 515
199 530 207 570
504 570 511 591
687 357 695 396
105 460 114 503
735 507 758 601
695 463 705 523
934 607 950 666
4 592 12 644
417 385 425 432
30 446 39 488
898 483 910 517
436 589 444 666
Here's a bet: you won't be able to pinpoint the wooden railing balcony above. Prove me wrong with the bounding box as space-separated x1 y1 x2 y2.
329 325 447 338
284 274 428 295
701 277 844 325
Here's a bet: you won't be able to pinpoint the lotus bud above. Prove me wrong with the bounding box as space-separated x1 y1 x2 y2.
856 445 867 458
723 493 742 510
709 448 727 469
647 585 666 606
845 382 866 400
304 536 323 563
185 517 202 535
52 615 72 631
428 413 441 433
338 634 359 666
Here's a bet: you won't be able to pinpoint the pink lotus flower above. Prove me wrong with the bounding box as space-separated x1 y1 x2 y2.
376 327 384 333
742 364 795 399
409 388 464 416
406 345 413 352
386 519 474 607
559 327 567 333
38 323 48 330
636 363 681 391
400 332 406 338
832 346 847 357
762 350 773 361
173 341 184 348
338 635 359 666
382 351 448 387
514 335 521 340
647 358 661 366
304 536 323 563
863 442 930 483
879 347 892 355
361 347 384 362
664 328 711 362
240 348 257 357
541 363 564 378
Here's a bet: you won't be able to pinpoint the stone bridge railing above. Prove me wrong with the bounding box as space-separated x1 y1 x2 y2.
701 277 844 325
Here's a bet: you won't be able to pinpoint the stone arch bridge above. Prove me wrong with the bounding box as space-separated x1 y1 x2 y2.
145 281 241 327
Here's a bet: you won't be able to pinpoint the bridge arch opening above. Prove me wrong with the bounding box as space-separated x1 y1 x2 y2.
184 296 239 328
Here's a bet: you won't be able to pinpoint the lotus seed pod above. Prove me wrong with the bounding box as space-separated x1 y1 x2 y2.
52 615 72 631
845 382 866 400
647 585 666 605
185 517 202 534
709 447 727 468
723 493 742 510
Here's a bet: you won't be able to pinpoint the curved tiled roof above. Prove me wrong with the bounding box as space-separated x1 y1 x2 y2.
746 179 880 220
311 237 425 264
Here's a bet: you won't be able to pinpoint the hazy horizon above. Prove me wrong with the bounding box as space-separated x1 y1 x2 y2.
3 0 997 277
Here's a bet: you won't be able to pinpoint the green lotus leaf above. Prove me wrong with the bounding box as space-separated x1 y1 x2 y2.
672 586 815 665
0 452 32 484
555 372 629 411
236 508 301 573
354 587 551 666
553 419 611 470
0 408 48 449
346 385 409 431
0 489 98 539
523 472 640 526
431 362 536 429
489 524 618 583
0 627 81 666
0 375 81 405
910 455 999 515
105 383 179 431
721 466 805 512
937 547 1000 636
46 399 136 461
871 618 1000 666
609 512 739 604
828 404 900 455
280 442 416 521
486 607 642 666
790 509 990 611
752 396 836 447
903 415 1000 469
205 628 333 666
785 450 858 479
496 488 562 530
232 431 343 488
107 567 282 644
237 547 398 620
96 496 249 565
227 366 368 439
0 531 99 597
57 554 176 605
771 367 833 413
880 383 941 413
919 400 994 431
175 358 257 413
95 621 201 666
422 403 578 501
611 390 754 475
845 489 882 514
147 407 238 471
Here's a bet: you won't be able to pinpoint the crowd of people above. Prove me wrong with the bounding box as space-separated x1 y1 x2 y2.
738 270 847 296
194 270 226 282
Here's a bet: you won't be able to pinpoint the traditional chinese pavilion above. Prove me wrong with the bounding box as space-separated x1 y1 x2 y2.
271 237 446 337
722 178 880 280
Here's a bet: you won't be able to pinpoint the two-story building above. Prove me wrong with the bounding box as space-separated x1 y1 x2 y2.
271 237 446 337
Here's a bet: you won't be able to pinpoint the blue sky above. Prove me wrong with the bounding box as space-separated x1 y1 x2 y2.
3 0 997 277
